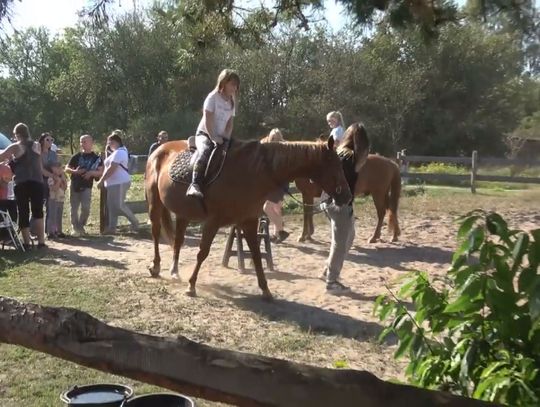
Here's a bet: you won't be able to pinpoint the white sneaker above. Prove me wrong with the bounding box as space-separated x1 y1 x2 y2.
326 281 351 294
186 184 203 198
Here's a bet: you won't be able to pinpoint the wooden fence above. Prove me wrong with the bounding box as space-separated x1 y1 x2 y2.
397 150 540 193
100 151 540 230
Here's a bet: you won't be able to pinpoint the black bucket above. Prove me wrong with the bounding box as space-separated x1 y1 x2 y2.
60 384 134 407
122 393 195 407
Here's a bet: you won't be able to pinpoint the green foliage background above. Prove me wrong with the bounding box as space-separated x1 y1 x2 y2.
0 2 538 156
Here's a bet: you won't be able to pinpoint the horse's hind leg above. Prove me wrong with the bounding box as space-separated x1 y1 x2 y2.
148 189 162 277
170 218 189 278
185 221 219 297
299 195 314 242
241 218 273 300
369 191 386 243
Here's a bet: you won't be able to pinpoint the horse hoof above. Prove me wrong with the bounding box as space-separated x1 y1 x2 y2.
171 273 180 280
185 286 197 297
368 237 378 244
261 290 273 302
148 266 160 278
297 236 306 242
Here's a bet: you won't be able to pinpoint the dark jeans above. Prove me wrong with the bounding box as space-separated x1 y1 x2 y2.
14 181 44 228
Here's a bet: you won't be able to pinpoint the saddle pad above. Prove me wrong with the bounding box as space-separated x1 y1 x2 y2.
169 150 194 184
169 142 229 185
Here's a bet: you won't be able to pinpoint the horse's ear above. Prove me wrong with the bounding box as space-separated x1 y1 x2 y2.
327 136 334 151
353 123 370 172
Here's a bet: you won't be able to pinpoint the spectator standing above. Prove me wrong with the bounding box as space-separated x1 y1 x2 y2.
148 130 169 156
65 134 103 236
96 131 139 234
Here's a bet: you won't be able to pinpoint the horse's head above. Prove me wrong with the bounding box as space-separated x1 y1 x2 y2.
340 122 370 172
310 137 352 206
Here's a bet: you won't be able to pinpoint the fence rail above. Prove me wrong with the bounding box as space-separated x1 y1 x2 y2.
100 150 540 230
397 150 540 193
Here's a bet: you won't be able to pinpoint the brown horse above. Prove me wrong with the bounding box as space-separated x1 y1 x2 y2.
296 154 401 243
145 129 368 300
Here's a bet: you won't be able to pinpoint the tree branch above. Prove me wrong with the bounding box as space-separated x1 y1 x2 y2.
0 296 496 407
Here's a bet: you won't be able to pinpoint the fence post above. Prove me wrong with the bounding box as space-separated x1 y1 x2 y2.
99 152 107 233
471 150 478 194
397 149 408 185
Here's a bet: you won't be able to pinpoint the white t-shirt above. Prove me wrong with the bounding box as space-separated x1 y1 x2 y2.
330 126 345 145
104 147 130 187
196 89 235 141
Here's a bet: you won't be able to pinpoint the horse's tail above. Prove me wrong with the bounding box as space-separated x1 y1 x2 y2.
161 207 175 245
387 162 401 239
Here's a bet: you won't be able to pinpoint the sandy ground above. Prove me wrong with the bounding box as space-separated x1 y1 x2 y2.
43 205 540 383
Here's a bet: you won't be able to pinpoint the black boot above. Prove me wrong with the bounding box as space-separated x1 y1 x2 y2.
186 153 208 198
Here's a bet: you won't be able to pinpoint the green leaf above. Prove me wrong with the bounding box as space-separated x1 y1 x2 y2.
529 277 540 322
445 274 483 313
458 215 481 240
460 342 476 391
468 226 485 254
394 332 414 359
486 212 509 239
480 361 508 379
511 233 529 273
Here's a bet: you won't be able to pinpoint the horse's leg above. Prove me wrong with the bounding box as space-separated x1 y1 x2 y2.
147 185 163 277
170 217 189 278
241 218 273 300
185 221 219 297
369 191 386 243
299 194 315 242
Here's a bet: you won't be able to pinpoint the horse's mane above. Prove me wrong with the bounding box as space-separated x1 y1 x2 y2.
259 141 327 173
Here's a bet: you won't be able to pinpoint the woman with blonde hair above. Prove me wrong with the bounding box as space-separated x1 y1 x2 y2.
326 111 345 148
262 128 289 243
187 69 240 199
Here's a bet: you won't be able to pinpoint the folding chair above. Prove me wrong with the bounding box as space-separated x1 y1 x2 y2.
0 210 25 252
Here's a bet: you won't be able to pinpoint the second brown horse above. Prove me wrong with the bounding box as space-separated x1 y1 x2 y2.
296 154 401 243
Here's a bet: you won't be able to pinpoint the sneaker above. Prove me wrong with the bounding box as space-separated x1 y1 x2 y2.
326 281 351 294
186 183 204 199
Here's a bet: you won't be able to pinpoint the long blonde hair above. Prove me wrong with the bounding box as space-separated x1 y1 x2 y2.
326 111 345 128
260 128 285 144
215 69 240 109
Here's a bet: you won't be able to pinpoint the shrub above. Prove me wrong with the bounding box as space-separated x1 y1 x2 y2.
374 210 540 405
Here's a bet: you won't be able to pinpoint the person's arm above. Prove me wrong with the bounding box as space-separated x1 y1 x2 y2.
0 144 20 162
224 116 234 139
96 162 118 188
203 110 216 140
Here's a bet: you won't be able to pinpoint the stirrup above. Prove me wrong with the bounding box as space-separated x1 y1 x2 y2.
186 183 204 198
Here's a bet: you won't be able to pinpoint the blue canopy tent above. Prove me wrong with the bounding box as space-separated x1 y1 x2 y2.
0 132 11 149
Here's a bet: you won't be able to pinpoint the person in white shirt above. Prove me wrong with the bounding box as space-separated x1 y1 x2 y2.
96 130 139 234
186 69 240 199
326 111 346 148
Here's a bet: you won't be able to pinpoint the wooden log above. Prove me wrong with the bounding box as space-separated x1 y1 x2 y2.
0 296 497 407
400 173 470 182
475 174 540 184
